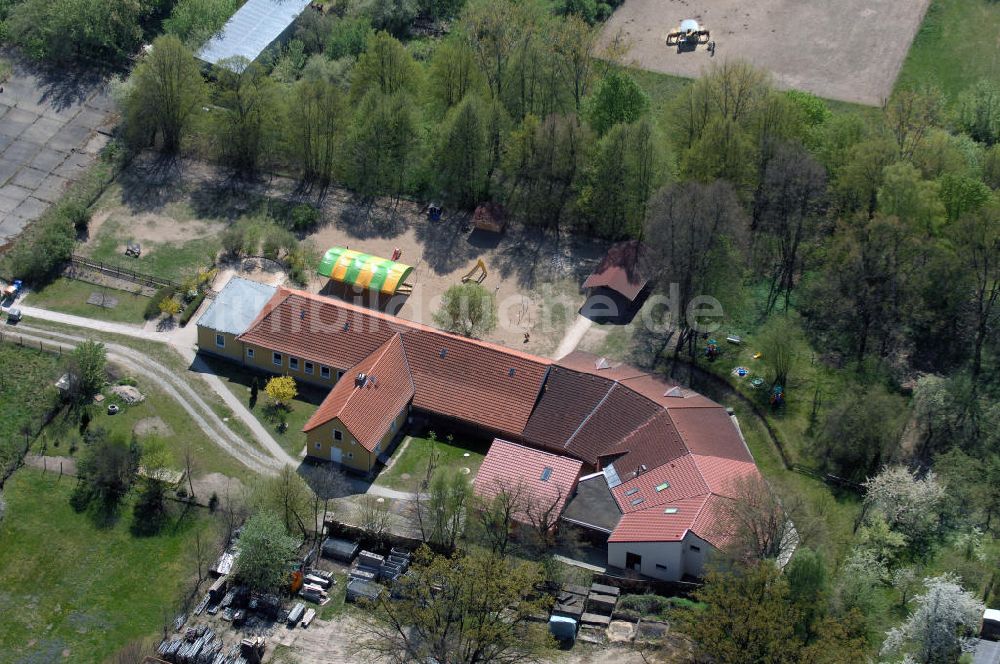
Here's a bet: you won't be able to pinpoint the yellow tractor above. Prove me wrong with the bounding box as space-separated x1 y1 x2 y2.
666 19 711 48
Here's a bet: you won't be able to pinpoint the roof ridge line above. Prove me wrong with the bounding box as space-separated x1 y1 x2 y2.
339 333 398 414
563 382 616 451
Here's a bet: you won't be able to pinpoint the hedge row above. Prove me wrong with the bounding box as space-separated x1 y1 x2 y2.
179 291 207 327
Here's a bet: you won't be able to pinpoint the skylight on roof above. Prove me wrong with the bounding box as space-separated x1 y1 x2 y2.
630 497 645 506
655 481 670 492
540 467 553 482
664 507 678 514
439 348 447 359
508 367 516 377
624 487 639 496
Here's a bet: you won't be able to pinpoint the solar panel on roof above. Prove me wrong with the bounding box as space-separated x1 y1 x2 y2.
655 481 670 492
664 507 678 514
624 487 639 496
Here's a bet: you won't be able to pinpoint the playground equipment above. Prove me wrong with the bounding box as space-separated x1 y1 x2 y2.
461 259 488 284
769 384 785 408
705 339 719 360
666 19 711 47
317 247 414 296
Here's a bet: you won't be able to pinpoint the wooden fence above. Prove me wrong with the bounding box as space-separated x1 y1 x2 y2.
69 254 181 290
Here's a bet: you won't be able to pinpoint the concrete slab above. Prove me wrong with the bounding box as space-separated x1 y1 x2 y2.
30 147 69 172
3 139 44 164
0 183 32 203
0 160 20 187
0 194 21 214
34 174 70 203
12 196 48 222
12 167 49 190
599 0 932 105
20 115 65 144
49 124 93 152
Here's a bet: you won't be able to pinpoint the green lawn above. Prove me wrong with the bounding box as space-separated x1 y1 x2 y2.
896 0 1000 100
0 469 215 662
34 376 253 480
25 278 150 325
376 434 489 491
202 357 322 459
0 343 62 448
84 217 220 284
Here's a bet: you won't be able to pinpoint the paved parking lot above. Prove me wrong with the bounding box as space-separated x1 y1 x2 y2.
0 53 116 244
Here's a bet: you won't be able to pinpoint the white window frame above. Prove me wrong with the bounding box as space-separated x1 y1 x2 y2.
272 352 282 367
333 430 343 441
320 366 330 379
336 370 344 380
289 357 299 371
305 362 314 375
247 348 255 359
215 334 225 348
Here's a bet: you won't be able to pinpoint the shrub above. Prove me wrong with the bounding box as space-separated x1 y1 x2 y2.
290 203 320 232
326 16 373 60
60 200 91 234
145 286 177 319
179 290 207 327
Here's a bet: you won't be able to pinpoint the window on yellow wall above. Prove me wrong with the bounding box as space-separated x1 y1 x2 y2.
333 430 343 441
215 334 225 347
247 348 255 359
289 357 299 371
305 362 314 375
320 366 330 379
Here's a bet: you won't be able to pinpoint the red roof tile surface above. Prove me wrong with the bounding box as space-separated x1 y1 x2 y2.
229 285 762 551
473 439 583 525
581 240 648 301
302 334 414 452
241 288 550 438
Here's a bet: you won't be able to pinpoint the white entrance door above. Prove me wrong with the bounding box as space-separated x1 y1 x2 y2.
330 445 342 464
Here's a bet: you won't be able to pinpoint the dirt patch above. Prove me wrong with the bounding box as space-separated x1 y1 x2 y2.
600 0 931 104
133 416 173 438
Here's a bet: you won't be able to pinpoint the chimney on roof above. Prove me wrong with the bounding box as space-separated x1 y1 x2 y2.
355 372 368 387
633 464 647 478
300 309 306 321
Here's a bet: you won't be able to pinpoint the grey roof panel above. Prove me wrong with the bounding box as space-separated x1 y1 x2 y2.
975 640 1000 664
197 0 312 67
197 277 277 335
561 474 622 534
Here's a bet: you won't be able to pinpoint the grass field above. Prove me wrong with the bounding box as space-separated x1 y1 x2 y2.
25 278 150 325
0 469 215 662
84 217 220 284
895 0 1000 100
0 343 62 448
202 357 322 460
376 434 488 491
33 374 253 480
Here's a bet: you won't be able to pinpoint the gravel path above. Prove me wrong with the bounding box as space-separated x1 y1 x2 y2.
9 324 286 474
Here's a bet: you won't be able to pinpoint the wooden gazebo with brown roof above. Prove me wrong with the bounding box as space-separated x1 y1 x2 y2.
582 240 648 302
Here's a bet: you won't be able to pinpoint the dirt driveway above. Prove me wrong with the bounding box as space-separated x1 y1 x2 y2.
600 0 931 104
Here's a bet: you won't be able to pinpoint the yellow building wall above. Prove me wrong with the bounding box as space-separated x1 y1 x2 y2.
238 342 340 389
196 327 244 363
305 408 409 472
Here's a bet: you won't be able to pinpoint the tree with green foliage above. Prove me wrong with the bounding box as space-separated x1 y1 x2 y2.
289 76 342 185
586 71 649 136
233 511 298 593
125 35 206 154
212 58 280 175
264 375 297 407
549 15 596 112
131 437 171 536
158 296 182 319
347 90 417 199
433 282 497 338
435 95 489 207
73 430 139 513
877 162 945 234
883 86 945 160
351 31 422 101
163 0 241 48
817 388 905 483
579 118 661 238
460 0 530 101
683 562 800 664
504 113 591 228
251 465 313 539
7 0 146 63
937 173 992 223
354 547 553 663
326 15 374 59
364 0 418 37
427 39 485 113
785 548 828 641
955 79 1000 146
66 340 107 405
2 212 75 284
420 470 471 549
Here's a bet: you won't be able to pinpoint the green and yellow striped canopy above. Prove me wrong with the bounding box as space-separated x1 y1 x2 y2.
317 247 414 295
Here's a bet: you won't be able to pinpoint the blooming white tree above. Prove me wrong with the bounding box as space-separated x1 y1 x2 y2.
881 574 984 663
862 466 945 543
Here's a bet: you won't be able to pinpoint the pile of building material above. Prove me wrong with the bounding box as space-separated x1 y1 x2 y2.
156 626 255 664
111 385 145 404
299 568 334 604
321 537 359 562
581 582 620 631
346 577 383 603
350 548 411 583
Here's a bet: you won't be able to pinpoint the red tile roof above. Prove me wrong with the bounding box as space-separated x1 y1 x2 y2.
473 439 583 525
556 350 650 382
668 407 753 463
581 240 648 301
691 454 761 498
302 334 414 452
601 410 689 477
607 495 710 543
241 288 550 437
611 454 709 513
522 367 616 455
